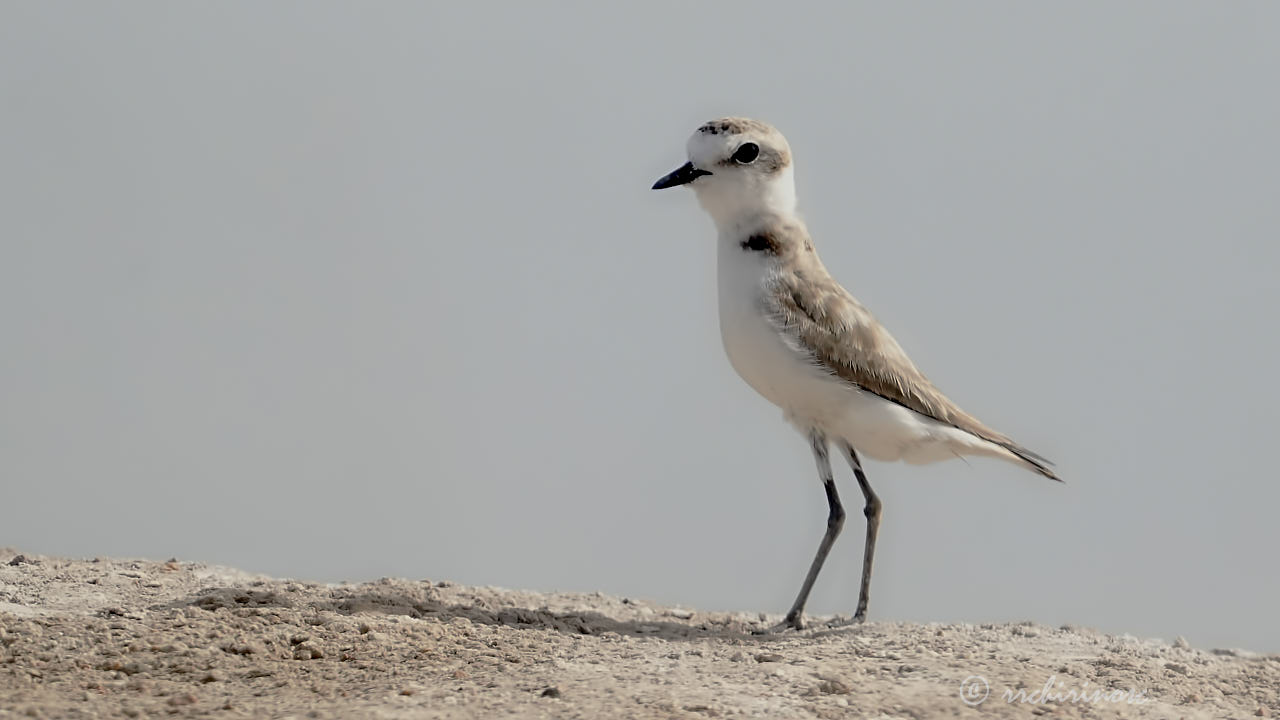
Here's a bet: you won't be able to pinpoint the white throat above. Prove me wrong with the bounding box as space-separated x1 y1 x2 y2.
695 165 799 236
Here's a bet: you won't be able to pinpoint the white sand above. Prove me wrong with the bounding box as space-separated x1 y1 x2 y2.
1 549 1275 719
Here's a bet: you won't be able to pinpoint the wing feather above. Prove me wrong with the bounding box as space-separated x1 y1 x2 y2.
762 261 1057 479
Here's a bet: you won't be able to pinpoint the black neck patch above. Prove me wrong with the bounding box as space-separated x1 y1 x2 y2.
740 232 781 254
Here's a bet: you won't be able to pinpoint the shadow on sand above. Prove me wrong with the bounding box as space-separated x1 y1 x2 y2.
165 583 848 644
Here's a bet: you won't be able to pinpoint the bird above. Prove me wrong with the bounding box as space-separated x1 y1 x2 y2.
651 117 1058 631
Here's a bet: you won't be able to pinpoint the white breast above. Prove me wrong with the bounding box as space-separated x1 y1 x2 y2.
715 240 851 427
715 239 988 464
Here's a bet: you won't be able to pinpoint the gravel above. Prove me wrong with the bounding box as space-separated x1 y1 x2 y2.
1 548 1276 719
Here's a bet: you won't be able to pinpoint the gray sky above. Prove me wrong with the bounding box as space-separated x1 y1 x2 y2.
3 3 1278 651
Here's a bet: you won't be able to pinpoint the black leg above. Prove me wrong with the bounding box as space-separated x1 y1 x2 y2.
782 430 845 630
840 442 881 622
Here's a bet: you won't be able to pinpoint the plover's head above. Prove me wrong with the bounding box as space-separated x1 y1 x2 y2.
652 117 796 230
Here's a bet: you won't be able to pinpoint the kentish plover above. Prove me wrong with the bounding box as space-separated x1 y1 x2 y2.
652 117 1058 630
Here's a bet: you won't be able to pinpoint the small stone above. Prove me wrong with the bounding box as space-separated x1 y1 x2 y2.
817 679 852 695
199 672 222 683
8 555 27 566
1173 636 1190 649
667 608 694 620
292 644 323 660
1164 662 1188 675
399 689 415 696
451 669 468 680
540 687 561 698
1256 707 1270 717
754 653 784 663
1187 692 1203 703
167 693 197 707
221 641 261 656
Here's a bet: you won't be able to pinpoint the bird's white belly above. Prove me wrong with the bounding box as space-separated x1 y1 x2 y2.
716 247 968 464
717 288 843 423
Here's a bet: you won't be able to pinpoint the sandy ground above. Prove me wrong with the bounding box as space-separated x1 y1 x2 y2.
1 549 1275 719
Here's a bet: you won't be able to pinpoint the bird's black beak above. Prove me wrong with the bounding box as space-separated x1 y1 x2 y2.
651 161 712 190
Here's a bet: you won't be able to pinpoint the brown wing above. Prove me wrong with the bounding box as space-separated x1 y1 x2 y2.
763 259 1055 474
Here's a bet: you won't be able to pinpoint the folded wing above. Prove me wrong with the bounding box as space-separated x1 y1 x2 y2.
763 262 1057 480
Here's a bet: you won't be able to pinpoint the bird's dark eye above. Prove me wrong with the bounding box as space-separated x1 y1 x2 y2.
731 142 760 164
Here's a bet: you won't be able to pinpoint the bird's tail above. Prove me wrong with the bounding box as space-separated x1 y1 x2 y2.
998 441 1060 482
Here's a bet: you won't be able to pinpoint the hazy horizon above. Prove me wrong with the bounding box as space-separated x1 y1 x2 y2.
3 2 1278 651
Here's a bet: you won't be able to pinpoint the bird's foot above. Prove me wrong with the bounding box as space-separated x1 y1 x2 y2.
822 613 868 630
752 612 806 635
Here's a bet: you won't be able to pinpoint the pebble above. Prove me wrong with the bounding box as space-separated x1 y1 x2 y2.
1174 636 1190 649
754 653 784 663
292 644 323 660
817 679 851 695
541 687 561 698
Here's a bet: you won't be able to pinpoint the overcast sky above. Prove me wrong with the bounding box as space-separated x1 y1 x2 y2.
3 2 1278 652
